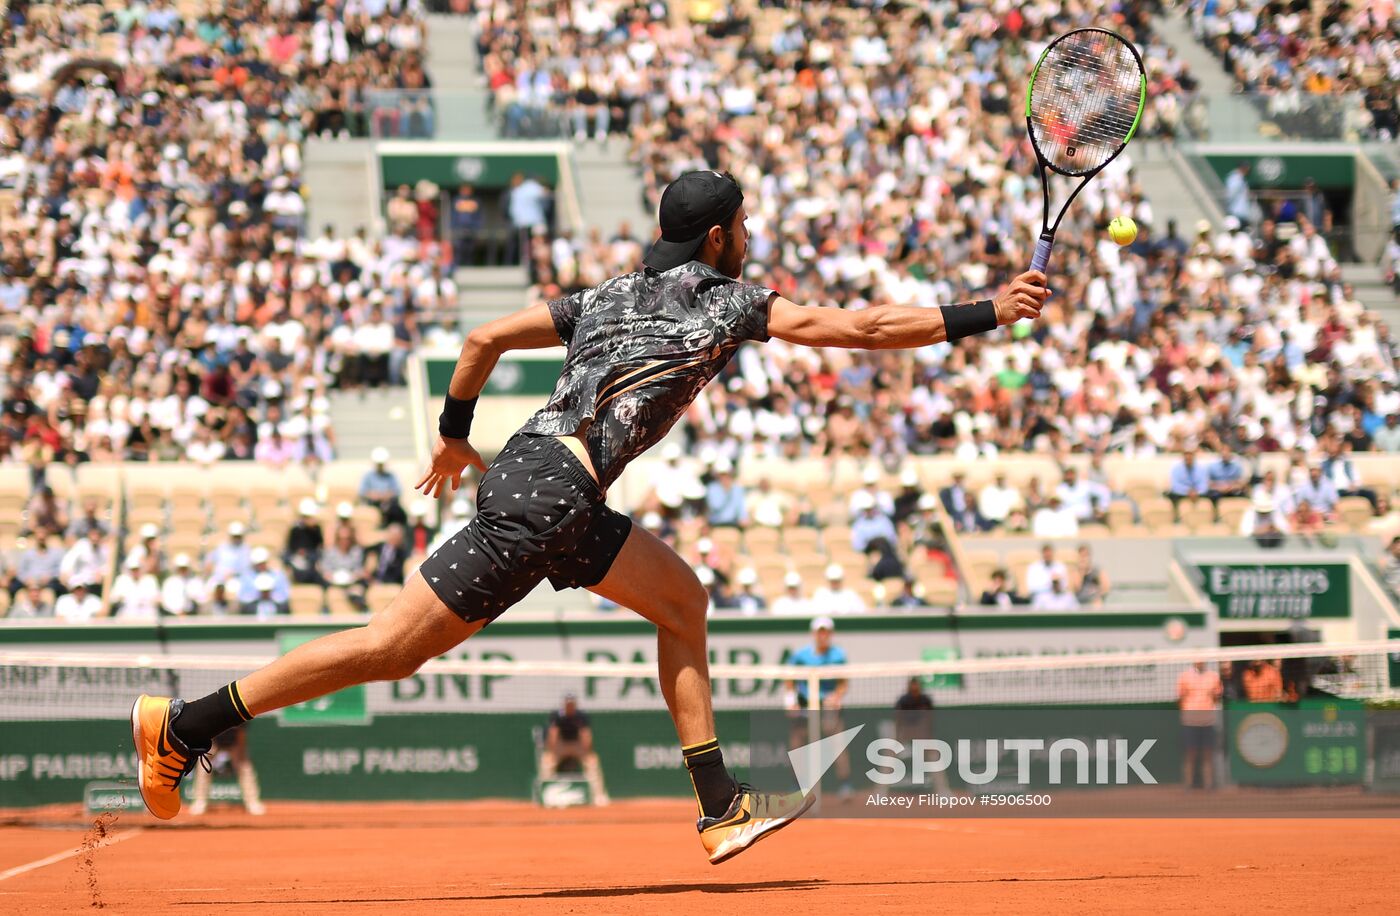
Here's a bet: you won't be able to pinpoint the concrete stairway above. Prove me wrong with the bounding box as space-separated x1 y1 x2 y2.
1152 8 1260 141
328 387 418 462
452 264 531 332
424 13 496 141
572 145 652 234
1132 140 1223 235
1342 263 1400 331
304 138 376 236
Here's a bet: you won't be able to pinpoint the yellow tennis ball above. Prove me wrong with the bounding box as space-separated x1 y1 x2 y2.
1108 216 1137 246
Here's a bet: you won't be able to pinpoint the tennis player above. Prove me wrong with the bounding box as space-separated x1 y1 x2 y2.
132 170 1048 863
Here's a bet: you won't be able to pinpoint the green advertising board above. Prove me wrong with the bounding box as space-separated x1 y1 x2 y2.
1227 699 1366 786
379 151 562 190
1197 563 1350 619
425 353 563 398
1203 152 1355 190
1390 629 1400 689
278 631 369 726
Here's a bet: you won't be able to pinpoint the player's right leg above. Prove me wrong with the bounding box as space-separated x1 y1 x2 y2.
132 571 483 819
589 524 814 864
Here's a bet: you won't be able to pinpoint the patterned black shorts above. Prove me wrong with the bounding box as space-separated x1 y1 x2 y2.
418 433 634 624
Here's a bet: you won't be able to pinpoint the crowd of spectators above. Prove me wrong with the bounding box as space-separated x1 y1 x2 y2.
1 449 425 618
1190 0 1398 139
0 0 460 481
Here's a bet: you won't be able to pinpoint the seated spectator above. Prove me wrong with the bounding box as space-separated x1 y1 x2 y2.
696 566 727 613
1242 660 1284 702
1032 494 1080 538
1025 544 1069 599
405 500 439 555
730 567 766 615
285 500 326 584
1251 470 1296 517
9 583 55 619
865 536 907 583
1322 439 1377 512
202 581 238 617
367 525 410 587
1206 445 1249 500
1291 499 1327 535
161 554 205 617
747 477 790 529
320 527 368 610
359 448 405 525
848 467 895 520
1032 575 1081 611
1240 493 1291 541
112 555 161 620
772 572 808 616
1167 449 1213 520
1374 414 1400 453
207 523 253 586
889 579 930 609
239 548 292 606
705 460 747 528
61 525 109 594
1293 466 1340 520
12 528 65 598
977 472 1022 531
979 569 1028 610
126 524 166 574
851 492 898 553
939 471 981 533
1058 467 1106 525
242 573 290 619
812 564 867 615
1072 545 1111 608
66 499 110 540
55 577 102 622
891 470 925 528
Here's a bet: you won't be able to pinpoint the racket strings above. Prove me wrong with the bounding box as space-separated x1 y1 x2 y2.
1029 33 1142 175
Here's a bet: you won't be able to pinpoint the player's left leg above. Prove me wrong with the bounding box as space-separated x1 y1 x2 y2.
590 524 814 864
132 573 483 819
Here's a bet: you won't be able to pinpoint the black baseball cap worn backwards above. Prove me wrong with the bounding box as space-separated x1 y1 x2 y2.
643 170 744 272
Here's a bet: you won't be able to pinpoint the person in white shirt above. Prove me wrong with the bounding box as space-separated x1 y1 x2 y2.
161 554 205 616
746 477 790 529
1032 576 1082 611
1055 467 1104 524
112 555 162 620
977 472 1022 530
1032 495 1080 538
810 564 867 615
1024 544 1069 599
1240 493 1292 538
848 467 895 520
55 578 104 622
650 443 701 512
771 572 809 616
60 525 108 591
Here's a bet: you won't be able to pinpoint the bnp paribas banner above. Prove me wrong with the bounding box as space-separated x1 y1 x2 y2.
0 613 1210 721
1197 563 1351 620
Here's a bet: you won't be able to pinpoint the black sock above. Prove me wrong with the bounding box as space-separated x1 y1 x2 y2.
173 682 252 750
683 738 737 820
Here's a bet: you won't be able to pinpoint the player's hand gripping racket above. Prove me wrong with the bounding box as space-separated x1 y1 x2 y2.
1025 28 1147 275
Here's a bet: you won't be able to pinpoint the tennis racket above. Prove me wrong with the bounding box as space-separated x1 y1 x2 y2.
1025 28 1147 275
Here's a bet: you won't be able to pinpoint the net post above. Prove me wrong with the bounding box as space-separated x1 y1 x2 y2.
807 674 822 749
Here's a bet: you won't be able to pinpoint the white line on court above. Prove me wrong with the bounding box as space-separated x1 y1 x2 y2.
0 828 144 882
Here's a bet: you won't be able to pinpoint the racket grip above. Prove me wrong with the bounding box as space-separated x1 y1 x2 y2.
1030 235 1054 274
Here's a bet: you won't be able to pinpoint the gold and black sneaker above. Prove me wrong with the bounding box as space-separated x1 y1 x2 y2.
697 784 816 865
130 695 209 820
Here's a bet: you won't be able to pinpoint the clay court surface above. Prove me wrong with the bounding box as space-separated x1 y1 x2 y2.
1 801 1397 913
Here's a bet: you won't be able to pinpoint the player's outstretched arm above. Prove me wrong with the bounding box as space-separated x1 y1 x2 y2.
768 271 1049 350
416 304 564 498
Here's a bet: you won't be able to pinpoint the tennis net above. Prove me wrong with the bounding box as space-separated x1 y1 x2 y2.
1 641 1398 810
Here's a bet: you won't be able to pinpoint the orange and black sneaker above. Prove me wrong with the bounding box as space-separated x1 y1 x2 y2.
697 784 816 865
130 695 208 820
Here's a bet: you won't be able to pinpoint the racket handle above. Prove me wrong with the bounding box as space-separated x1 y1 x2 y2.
1030 234 1054 274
